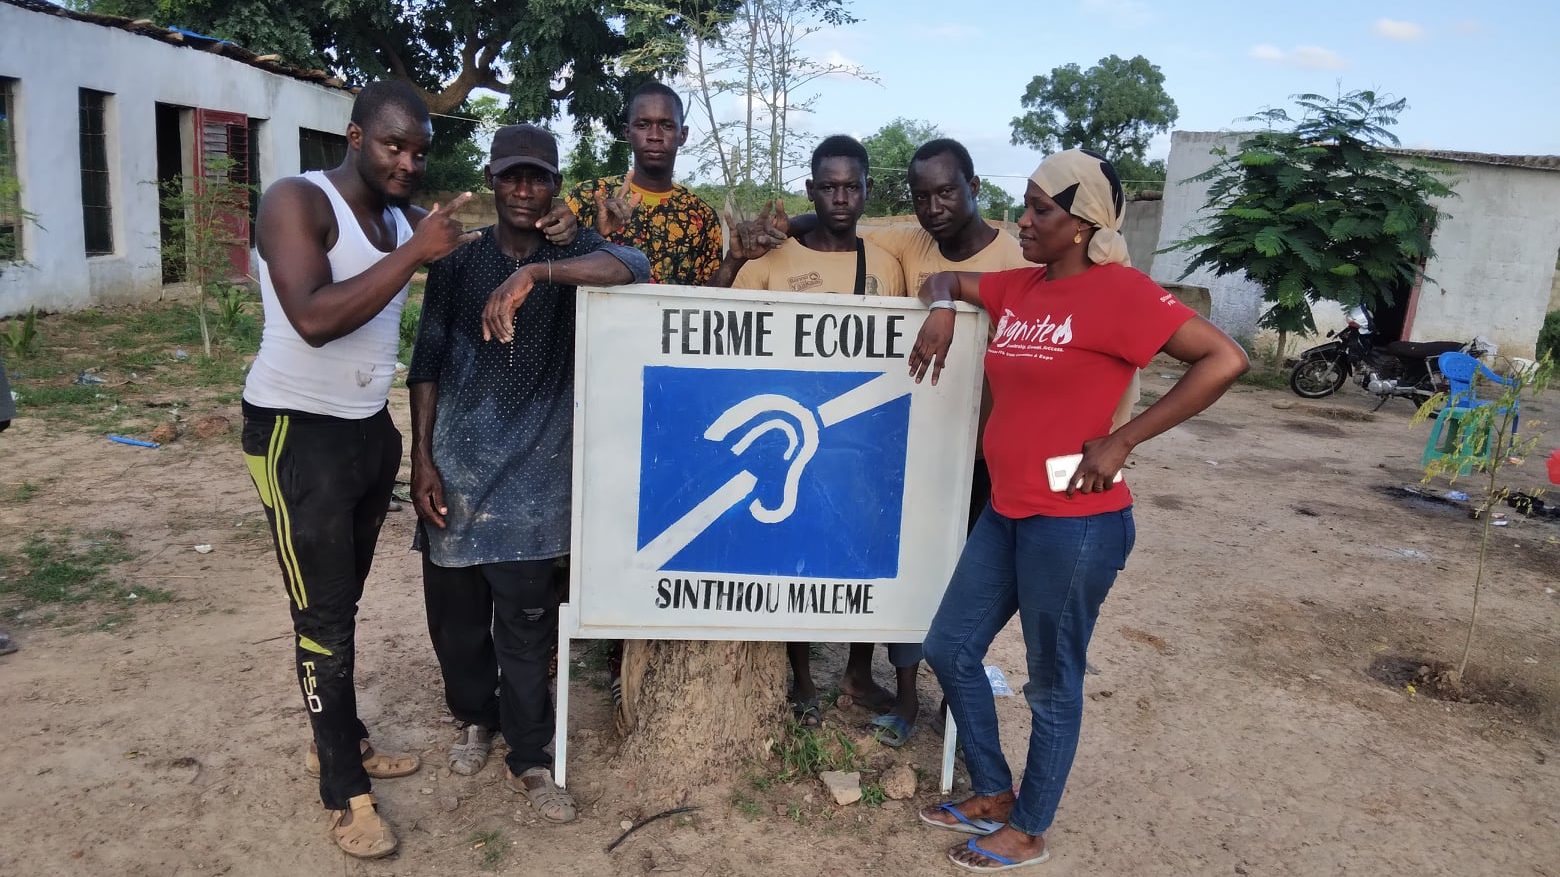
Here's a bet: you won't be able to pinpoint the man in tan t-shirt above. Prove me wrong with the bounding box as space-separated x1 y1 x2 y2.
711 135 917 745
714 136 904 298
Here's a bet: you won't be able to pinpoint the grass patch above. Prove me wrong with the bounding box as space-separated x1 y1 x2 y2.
468 829 506 871
1237 367 1290 391
0 530 169 626
6 300 261 436
775 719 865 782
731 791 763 820
860 782 886 808
8 482 40 503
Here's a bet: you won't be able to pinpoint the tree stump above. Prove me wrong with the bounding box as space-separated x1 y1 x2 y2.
614 639 788 790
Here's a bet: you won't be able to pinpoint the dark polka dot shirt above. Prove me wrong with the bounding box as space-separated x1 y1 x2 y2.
408 227 649 566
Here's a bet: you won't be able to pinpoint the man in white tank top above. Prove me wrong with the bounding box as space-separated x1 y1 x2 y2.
238 80 576 859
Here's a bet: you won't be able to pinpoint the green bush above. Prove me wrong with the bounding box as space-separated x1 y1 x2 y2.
399 299 422 366
1539 310 1560 362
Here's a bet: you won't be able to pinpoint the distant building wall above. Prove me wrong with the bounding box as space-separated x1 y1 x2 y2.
1153 130 1560 357
0 1 353 316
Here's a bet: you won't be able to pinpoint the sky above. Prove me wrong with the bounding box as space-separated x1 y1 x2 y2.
657 0 1560 199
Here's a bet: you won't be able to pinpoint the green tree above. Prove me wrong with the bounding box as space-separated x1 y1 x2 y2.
1009 54 1177 187
860 118 942 217
421 95 505 193
639 0 872 215
1169 90 1455 356
977 184 1017 222
74 0 737 126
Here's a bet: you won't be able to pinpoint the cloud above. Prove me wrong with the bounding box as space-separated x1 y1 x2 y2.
1453 19 1486 36
913 23 982 40
1249 44 1349 70
1373 18 1424 41
1080 0 1153 28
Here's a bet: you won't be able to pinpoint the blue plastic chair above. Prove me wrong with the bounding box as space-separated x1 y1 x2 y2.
1421 352 1521 474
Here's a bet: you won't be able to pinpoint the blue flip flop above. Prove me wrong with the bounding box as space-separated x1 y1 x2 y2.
949 837 1051 872
917 801 1003 836
869 712 913 748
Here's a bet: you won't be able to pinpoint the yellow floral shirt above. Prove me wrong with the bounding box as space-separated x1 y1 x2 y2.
564 176 724 286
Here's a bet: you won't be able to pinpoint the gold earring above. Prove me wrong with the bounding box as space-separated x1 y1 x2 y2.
1073 230 1084 244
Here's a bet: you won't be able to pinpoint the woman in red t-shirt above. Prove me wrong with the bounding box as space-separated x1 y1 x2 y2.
908 149 1250 872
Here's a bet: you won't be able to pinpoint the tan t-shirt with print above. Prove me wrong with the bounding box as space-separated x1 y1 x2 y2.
864 223 1030 296
731 237 907 297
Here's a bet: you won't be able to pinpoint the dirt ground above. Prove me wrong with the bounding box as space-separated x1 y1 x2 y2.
1 353 1557 876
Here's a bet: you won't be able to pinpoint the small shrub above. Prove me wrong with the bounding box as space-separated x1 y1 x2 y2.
1539 310 1560 362
2 307 39 359
399 299 422 366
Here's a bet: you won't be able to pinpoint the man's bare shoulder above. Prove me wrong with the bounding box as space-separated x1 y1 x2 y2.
259 177 332 221
256 177 334 258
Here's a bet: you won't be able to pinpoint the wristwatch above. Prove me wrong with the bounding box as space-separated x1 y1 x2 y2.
928 300 957 311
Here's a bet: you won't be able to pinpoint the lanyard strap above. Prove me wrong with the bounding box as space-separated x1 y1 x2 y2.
853 237 867 295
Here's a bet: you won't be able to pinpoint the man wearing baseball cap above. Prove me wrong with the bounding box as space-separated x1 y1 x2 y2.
408 124 649 820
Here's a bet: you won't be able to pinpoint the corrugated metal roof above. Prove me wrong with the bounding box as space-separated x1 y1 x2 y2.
2 0 353 92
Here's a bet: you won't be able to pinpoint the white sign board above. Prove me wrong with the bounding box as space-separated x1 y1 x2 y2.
566 284 986 643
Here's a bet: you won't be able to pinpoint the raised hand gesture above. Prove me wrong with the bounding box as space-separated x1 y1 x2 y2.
535 199 580 246
411 192 481 262
723 200 791 261
594 170 643 238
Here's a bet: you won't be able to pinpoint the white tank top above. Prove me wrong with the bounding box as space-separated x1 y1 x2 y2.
243 171 413 419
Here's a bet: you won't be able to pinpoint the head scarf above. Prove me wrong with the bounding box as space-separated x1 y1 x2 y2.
1028 148 1131 267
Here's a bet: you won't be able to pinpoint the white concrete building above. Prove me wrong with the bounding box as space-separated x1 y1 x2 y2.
0 0 355 316
1152 130 1560 358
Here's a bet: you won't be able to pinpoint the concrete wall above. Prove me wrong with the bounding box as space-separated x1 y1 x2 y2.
1409 163 1560 357
1122 196 1162 275
0 3 353 316
1149 131 1268 340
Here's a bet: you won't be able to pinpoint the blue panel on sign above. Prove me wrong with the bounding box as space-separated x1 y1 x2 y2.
637 366 909 579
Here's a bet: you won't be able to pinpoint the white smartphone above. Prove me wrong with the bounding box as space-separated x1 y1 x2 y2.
1045 454 1124 493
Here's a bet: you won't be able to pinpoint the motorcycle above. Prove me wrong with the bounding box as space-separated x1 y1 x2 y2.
1287 323 1490 410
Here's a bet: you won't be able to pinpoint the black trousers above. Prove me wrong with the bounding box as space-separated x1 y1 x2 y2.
242 403 401 809
422 554 560 775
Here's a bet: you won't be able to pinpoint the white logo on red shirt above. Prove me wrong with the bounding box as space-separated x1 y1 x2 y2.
992 309 1074 350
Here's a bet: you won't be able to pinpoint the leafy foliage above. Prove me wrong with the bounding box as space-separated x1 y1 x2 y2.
159 155 255 357
1539 310 1560 362
861 118 942 216
651 0 873 213
420 95 505 194
1170 90 1455 336
1414 356 1553 682
1009 54 1177 187
978 184 1017 222
73 0 738 130
2 307 39 359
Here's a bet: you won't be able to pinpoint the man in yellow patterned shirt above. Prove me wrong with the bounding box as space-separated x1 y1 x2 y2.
563 82 723 286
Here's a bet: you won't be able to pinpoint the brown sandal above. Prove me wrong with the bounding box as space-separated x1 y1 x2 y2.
506 766 577 823
328 793 398 859
306 739 421 779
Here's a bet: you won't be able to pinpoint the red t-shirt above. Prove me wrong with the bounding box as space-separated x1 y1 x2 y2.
979 263 1196 518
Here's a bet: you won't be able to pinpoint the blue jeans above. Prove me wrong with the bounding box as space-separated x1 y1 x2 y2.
923 504 1134 836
